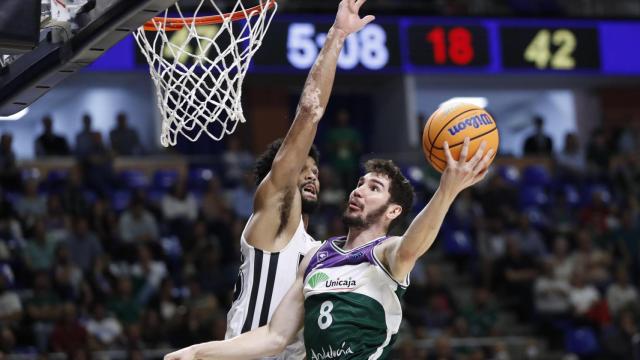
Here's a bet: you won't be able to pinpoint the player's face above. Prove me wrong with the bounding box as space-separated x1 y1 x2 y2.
343 173 392 228
298 157 320 214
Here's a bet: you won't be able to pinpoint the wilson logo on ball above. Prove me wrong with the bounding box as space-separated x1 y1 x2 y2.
447 114 494 136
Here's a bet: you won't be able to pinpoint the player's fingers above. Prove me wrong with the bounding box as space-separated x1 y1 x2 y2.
473 166 490 185
458 137 470 163
469 141 486 167
360 15 375 26
354 0 366 10
348 0 357 13
443 141 455 168
474 148 494 174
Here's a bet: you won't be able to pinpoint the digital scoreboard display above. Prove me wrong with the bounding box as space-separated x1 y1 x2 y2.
93 16 640 76
252 19 402 72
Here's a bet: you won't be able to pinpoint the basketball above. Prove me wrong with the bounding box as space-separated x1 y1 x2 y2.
422 102 500 173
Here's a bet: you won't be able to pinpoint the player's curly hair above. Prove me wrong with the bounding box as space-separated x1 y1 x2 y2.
253 138 320 186
364 159 415 232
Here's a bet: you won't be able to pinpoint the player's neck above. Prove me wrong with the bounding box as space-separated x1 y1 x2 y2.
302 214 310 230
344 225 387 250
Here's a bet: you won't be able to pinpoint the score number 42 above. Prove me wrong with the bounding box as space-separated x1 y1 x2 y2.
524 29 576 70
287 23 389 70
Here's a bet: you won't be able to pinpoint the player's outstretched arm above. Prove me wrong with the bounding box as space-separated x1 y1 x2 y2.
163 248 319 360
380 138 494 281
254 0 375 201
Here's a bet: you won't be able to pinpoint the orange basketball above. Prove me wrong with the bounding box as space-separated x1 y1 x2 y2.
422 102 499 173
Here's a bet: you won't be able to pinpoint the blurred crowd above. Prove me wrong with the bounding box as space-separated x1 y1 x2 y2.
0 111 638 359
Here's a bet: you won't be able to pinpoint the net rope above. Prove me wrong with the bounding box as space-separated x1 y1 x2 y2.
134 0 277 146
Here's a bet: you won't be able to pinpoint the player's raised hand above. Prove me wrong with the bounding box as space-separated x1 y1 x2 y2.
164 346 196 360
440 137 494 197
334 0 375 35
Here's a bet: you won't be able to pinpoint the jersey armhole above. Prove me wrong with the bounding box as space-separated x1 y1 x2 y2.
371 244 410 289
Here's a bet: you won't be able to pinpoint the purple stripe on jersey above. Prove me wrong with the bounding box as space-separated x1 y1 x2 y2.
304 236 389 279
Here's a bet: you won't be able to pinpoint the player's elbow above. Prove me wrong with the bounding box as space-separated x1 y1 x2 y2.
270 333 289 354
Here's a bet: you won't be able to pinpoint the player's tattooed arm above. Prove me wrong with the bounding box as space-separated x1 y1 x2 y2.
379 138 493 282
256 0 374 196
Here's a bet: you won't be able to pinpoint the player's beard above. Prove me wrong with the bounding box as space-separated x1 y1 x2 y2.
302 197 318 215
342 202 389 229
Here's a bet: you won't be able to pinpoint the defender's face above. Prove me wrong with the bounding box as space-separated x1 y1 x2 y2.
298 157 320 208
343 173 392 227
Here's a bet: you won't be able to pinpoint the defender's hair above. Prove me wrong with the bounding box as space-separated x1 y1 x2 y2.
254 138 320 186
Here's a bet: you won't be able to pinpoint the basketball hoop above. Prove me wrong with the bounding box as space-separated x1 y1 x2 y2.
134 0 277 147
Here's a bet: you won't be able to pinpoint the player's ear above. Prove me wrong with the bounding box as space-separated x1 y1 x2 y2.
387 204 402 220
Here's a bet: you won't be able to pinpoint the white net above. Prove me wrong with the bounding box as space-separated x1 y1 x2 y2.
134 0 277 147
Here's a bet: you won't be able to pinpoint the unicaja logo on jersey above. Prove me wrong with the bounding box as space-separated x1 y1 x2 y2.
325 277 356 289
308 272 330 288
310 342 354 360
447 114 494 136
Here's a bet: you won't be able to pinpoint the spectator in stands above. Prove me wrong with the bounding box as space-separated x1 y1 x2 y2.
195 242 235 300
586 127 613 176
150 278 180 324
510 214 548 259
108 276 142 325
556 132 586 177
0 205 24 263
404 264 457 332
52 244 84 302
200 177 234 241
462 287 498 337
570 229 612 286
324 108 363 189
477 219 508 287
43 194 69 241
88 198 119 253
23 219 58 273
161 179 198 240
109 113 143 156
615 210 640 282
427 336 457 360
318 165 347 214
548 236 575 282
65 216 103 273
568 269 600 325
606 265 639 316
140 308 167 348
130 244 167 305
35 116 70 157
49 302 88 355
228 172 255 220
26 271 62 351
494 236 538 321
534 259 570 349
86 302 123 350
221 137 254 186
75 114 94 157
79 132 115 196
480 174 518 224
0 264 22 328
0 133 21 192
15 179 47 228
118 195 159 246
60 166 89 217
523 116 553 156
87 254 116 300
602 310 639 360
0 324 16 354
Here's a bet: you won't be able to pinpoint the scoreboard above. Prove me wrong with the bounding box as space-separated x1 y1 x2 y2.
247 16 640 75
93 16 640 76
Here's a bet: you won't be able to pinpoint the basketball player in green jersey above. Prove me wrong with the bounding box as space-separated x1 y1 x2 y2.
165 143 493 360
162 4 495 360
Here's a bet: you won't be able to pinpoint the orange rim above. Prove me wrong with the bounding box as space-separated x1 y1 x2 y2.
143 0 277 31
